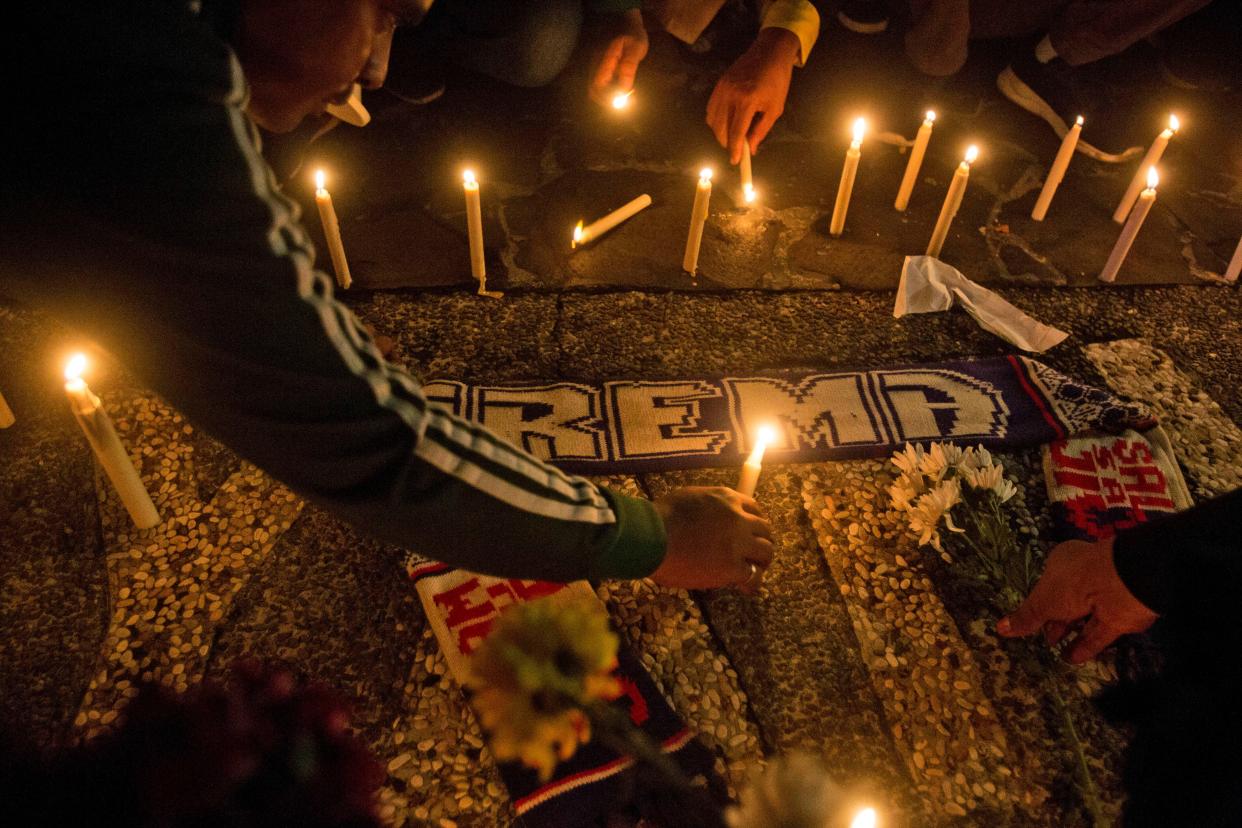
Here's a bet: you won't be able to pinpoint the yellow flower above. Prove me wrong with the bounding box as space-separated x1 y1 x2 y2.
468 596 622 780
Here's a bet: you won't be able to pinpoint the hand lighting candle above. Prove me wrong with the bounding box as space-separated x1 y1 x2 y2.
830 117 867 235
0 390 14 428
926 144 979 258
63 354 159 529
740 140 756 204
1100 167 1158 283
1224 236 1242 283
1031 115 1083 221
683 167 714 275
1114 114 1178 223
462 169 487 288
736 424 776 497
894 110 936 212
313 170 352 290
572 194 652 249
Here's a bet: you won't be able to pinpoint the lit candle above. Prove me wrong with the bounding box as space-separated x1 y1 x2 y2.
1100 167 1158 283
572 194 652 249
0 389 14 429
850 807 878 828
462 169 487 289
1031 115 1083 221
63 355 159 529
683 167 714 275
1114 114 1178 223
740 140 756 204
830 117 867 236
611 89 634 110
736 424 776 497
313 170 352 290
926 144 979 258
1224 236 1242 283
324 82 371 127
894 110 936 212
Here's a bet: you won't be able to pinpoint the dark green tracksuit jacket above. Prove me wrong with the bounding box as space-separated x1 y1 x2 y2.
2 0 665 583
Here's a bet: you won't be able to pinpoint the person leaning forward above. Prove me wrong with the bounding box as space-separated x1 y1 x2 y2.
3 0 774 592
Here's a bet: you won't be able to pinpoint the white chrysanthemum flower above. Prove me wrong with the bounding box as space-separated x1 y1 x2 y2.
962 459 1018 503
918 442 964 482
888 471 927 512
907 479 965 550
726 753 843 828
957 444 994 473
891 443 925 477
992 477 1018 503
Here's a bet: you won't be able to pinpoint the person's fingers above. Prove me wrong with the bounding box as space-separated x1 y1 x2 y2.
593 38 624 90
735 493 765 518
1043 620 1071 647
749 107 781 153
1068 616 1117 664
708 94 731 149
728 101 757 165
997 587 1054 637
706 82 724 136
616 40 645 90
743 536 776 568
743 513 773 541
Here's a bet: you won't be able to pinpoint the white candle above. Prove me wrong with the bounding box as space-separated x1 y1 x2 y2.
683 167 714 275
736 425 776 497
0 389 14 429
850 808 878 828
63 355 159 529
740 140 756 204
1224 236 1242 283
1100 167 1158 283
830 117 867 236
1114 115 1178 223
313 170 352 290
894 110 935 212
572 194 652 249
462 169 488 290
611 89 634 111
324 82 371 127
926 145 979 258
1031 115 1083 221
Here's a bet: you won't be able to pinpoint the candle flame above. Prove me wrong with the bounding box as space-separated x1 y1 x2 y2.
1146 166 1159 189
744 184 757 203
850 807 878 828
699 167 713 182
1168 114 1180 133
611 89 633 110
964 144 980 164
64 353 88 383
852 117 867 145
463 169 476 185
1075 115 1084 126
314 169 326 191
755 424 777 451
925 110 936 123
572 221 584 247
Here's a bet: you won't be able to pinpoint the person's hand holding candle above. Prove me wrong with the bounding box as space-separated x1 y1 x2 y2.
706 27 801 164
589 9 649 107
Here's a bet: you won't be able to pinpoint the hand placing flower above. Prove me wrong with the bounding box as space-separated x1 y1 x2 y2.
468 596 623 780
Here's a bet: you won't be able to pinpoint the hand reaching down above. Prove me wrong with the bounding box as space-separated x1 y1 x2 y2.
997 537 1159 664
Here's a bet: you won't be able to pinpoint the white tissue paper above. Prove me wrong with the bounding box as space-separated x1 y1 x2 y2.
894 256 1068 353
